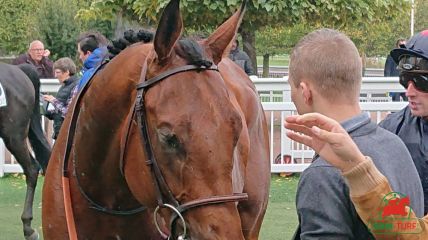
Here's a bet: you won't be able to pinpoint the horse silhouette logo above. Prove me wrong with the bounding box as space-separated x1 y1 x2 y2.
368 192 421 235
382 195 410 217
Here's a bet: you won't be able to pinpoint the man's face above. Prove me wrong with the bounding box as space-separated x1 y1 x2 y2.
406 80 428 119
28 42 45 62
78 43 91 63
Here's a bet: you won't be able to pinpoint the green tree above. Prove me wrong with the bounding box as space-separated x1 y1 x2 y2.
256 24 314 77
77 0 410 74
35 0 114 61
415 0 428 33
35 0 82 60
0 0 38 55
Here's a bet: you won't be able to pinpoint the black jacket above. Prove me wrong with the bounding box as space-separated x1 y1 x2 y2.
384 54 400 77
45 75 78 139
380 106 428 214
229 49 254 75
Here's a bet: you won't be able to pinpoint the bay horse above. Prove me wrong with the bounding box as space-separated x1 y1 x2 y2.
42 0 270 239
0 63 51 240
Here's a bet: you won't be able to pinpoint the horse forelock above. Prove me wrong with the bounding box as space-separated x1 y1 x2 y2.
175 39 213 68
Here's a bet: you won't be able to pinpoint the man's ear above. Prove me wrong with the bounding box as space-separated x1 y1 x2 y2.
300 82 312 105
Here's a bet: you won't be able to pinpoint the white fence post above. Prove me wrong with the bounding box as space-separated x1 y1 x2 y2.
0 139 5 177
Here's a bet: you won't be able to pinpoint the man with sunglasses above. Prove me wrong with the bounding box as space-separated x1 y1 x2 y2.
380 29 428 214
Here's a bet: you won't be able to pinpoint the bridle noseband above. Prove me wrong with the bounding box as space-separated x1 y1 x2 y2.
135 64 248 239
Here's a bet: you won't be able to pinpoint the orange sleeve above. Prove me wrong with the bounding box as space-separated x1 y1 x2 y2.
343 157 428 239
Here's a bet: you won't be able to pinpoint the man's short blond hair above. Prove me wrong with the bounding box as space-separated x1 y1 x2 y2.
289 28 362 103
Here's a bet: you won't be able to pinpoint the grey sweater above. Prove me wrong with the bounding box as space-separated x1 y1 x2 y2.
294 113 424 239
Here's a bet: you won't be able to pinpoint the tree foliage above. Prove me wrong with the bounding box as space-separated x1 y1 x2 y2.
0 0 415 67
35 0 114 61
0 0 38 54
76 0 410 71
256 24 315 57
414 0 428 33
35 0 83 60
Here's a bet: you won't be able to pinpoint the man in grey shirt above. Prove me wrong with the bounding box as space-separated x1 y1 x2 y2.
288 28 423 239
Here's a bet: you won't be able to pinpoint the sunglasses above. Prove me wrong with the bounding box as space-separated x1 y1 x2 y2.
399 72 428 93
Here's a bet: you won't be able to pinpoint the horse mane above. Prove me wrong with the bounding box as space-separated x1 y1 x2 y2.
176 39 213 68
108 29 154 59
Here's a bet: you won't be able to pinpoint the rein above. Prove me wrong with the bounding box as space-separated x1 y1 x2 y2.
134 63 248 239
62 61 146 216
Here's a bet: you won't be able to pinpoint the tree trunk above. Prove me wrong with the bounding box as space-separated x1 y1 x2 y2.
263 54 270 78
114 11 124 39
114 11 143 39
240 29 257 77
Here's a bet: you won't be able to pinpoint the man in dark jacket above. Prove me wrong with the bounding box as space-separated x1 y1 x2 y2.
380 29 428 214
384 38 407 101
13 40 54 78
229 39 254 76
289 28 423 239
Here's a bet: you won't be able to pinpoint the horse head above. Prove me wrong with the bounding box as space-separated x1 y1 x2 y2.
123 0 249 239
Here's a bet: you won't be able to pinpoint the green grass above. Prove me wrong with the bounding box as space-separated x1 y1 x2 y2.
260 174 299 239
0 174 299 239
0 174 44 239
256 55 290 66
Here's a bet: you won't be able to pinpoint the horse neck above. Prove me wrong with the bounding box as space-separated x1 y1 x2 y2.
71 59 142 193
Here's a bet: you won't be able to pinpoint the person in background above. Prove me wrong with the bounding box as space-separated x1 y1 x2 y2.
380 29 428 214
285 112 428 240
384 38 408 101
75 31 109 91
229 38 254 76
288 28 423 239
43 57 78 139
13 40 54 78
57 31 109 118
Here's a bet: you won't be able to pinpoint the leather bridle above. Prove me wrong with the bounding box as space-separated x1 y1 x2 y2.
62 60 248 240
134 62 248 239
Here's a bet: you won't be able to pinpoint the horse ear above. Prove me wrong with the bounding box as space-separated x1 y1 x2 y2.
205 0 247 65
154 0 183 63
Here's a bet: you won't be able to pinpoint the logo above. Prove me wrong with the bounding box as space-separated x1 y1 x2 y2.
367 192 421 236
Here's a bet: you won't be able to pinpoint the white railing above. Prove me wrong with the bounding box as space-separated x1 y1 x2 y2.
264 102 407 173
0 77 407 176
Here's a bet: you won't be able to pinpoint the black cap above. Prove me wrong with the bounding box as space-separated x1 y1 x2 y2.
391 30 428 64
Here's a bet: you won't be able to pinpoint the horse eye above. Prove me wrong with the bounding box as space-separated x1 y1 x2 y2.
165 135 180 149
158 131 181 150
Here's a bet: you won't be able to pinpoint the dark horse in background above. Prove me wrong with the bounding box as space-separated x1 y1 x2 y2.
43 0 270 239
0 63 51 240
